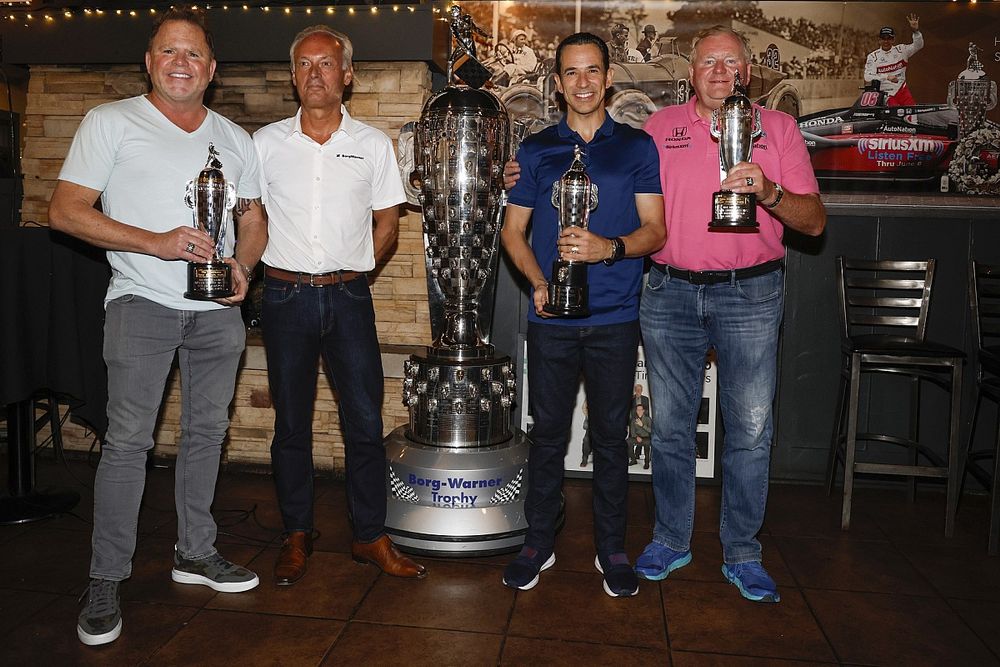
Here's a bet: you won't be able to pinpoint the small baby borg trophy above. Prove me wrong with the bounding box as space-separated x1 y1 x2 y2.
184 143 236 300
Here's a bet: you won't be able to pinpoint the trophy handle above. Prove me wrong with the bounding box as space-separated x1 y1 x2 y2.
709 109 721 140
751 108 763 140
184 179 196 213
589 184 599 212
989 81 998 111
550 182 561 209
216 182 236 258
947 81 957 107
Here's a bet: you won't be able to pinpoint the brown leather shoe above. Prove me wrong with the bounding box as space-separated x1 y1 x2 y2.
351 535 427 578
274 531 312 586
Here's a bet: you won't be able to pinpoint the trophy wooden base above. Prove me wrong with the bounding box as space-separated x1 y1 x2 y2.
544 262 589 318
710 191 759 231
185 261 234 300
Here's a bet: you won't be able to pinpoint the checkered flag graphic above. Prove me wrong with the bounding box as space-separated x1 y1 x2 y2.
490 469 523 504
388 466 420 504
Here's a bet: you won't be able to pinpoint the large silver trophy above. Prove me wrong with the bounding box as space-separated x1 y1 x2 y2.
384 5 528 556
709 72 762 230
544 145 598 317
184 144 236 300
948 43 997 139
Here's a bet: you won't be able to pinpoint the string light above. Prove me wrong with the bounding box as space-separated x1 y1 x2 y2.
1 3 425 26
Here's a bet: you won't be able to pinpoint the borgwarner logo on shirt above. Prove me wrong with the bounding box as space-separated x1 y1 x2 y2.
337 153 365 160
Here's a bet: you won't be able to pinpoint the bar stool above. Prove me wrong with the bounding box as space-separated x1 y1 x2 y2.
963 260 1000 554
827 257 964 536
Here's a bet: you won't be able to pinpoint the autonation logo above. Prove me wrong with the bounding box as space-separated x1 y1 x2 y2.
858 137 945 157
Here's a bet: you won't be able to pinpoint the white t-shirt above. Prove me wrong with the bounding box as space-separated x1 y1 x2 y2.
58 95 262 311
864 31 924 96
254 106 405 273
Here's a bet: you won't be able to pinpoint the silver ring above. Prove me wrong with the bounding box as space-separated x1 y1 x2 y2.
185 242 195 253
746 177 754 187
571 245 579 254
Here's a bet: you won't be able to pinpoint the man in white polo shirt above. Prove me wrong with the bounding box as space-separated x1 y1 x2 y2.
254 25 425 586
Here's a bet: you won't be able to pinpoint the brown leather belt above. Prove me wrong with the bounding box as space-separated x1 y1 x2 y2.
264 266 364 286
652 258 783 285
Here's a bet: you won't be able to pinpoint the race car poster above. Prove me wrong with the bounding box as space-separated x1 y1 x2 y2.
519 341 719 480
454 1 1000 194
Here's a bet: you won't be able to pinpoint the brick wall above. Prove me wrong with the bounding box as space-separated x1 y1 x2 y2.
24 61 434 471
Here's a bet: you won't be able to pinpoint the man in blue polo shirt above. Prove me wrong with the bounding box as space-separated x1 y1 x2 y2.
500 32 665 597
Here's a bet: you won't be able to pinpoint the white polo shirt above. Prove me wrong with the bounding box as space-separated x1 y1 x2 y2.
254 106 405 273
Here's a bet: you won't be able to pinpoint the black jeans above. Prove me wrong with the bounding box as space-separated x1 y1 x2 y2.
525 320 640 555
262 275 386 541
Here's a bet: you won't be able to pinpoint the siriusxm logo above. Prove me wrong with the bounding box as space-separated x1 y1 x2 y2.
858 137 944 157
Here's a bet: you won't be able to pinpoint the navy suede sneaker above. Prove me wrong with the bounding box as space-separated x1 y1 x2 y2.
722 561 780 603
502 546 555 591
595 552 639 597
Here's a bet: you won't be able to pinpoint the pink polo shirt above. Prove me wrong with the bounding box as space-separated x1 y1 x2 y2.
644 97 818 271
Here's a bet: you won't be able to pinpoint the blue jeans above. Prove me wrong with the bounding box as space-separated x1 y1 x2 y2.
639 266 783 565
262 275 386 542
93 296 245 580
525 320 639 555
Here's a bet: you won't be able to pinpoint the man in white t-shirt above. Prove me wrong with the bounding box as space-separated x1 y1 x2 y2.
48 9 268 647
864 14 923 106
254 25 425 587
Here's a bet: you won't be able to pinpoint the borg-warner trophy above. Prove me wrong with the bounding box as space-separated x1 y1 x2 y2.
709 72 762 230
383 5 528 555
948 42 998 138
544 145 598 317
184 144 236 300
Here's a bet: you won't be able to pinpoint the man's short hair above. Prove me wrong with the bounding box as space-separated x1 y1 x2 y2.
555 32 610 74
879 26 895 39
148 8 214 58
690 25 752 64
289 25 354 71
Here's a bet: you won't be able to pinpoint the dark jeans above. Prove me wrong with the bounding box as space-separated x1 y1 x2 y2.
525 320 640 555
262 275 386 542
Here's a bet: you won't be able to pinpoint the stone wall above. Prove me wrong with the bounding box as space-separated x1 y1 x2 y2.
24 61 434 471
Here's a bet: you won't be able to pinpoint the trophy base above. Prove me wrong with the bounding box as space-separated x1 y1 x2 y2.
384 426 529 556
185 261 234 300
710 191 758 231
543 262 589 318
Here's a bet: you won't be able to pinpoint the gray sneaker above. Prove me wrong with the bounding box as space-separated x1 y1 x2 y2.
171 550 259 593
77 578 122 646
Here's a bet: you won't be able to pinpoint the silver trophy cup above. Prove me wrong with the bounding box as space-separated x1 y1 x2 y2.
710 72 762 230
544 145 598 317
184 144 236 300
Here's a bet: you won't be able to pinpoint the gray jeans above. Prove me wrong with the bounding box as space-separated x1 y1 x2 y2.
91 295 245 581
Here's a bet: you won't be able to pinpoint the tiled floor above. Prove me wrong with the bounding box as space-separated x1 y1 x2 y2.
2 456 999 666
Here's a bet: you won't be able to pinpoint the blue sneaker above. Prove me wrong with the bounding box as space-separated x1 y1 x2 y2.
722 562 780 603
502 546 555 591
634 542 692 581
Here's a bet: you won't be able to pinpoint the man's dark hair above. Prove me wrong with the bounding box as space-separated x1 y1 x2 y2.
148 8 215 58
555 32 609 74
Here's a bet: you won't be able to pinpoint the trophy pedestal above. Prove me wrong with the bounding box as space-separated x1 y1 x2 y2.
710 191 758 231
185 261 234 300
384 427 529 556
543 262 589 318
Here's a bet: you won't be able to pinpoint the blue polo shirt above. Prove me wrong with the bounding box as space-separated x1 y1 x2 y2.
508 114 661 326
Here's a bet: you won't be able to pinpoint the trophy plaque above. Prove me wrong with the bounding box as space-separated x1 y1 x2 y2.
709 72 762 230
383 5 530 557
184 144 236 300
544 145 598 318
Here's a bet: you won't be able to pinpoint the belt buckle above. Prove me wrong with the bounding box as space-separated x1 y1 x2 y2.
309 273 320 288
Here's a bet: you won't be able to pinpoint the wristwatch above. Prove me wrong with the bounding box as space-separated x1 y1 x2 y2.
764 183 784 209
603 237 626 266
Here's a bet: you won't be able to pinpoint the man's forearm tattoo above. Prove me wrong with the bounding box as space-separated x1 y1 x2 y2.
234 197 262 219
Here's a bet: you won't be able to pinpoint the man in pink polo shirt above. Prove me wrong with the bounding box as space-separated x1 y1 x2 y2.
634 25 825 603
